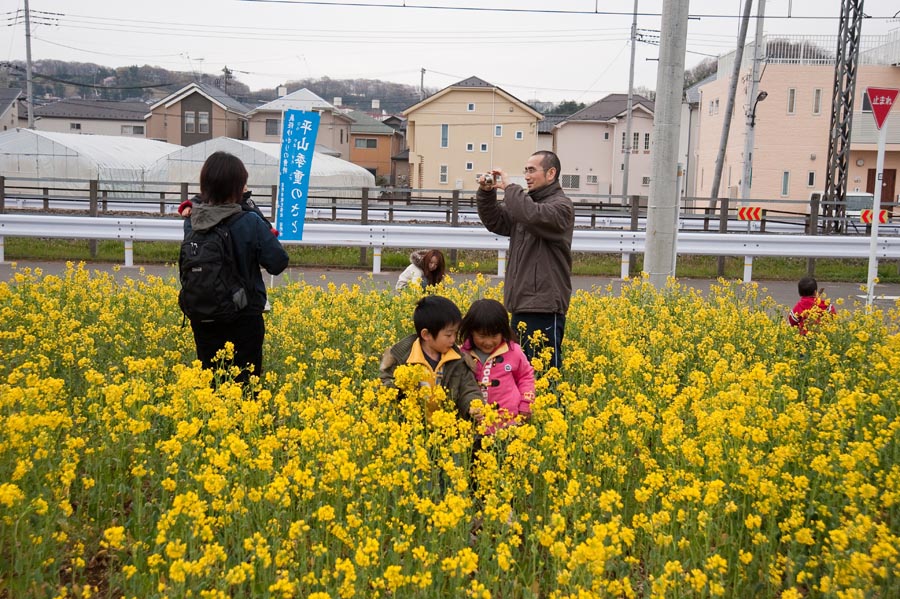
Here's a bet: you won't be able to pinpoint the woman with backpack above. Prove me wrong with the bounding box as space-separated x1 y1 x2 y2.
179 151 289 384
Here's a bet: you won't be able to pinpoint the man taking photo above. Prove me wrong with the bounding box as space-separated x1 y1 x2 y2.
476 150 574 370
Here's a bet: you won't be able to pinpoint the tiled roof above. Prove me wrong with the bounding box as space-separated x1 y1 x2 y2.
567 93 654 122
0 88 21 114
193 82 251 114
685 74 717 105
347 109 396 135
538 114 567 133
452 76 494 88
34 99 148 121
251 88 336 114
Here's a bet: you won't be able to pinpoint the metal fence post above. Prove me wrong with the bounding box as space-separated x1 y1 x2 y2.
89 180 99 258
271 185 278 222
807 193 819 276
101 190 108 213
180 182 189 210
627 195 640 277
159 191 166 215
42 187 49 211
449 189 460 265
359 187 369 266
0 176 5 214
716 197 729 277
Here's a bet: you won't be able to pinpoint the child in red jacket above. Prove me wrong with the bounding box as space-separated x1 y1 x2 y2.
789 276 836 335
459 299 535 434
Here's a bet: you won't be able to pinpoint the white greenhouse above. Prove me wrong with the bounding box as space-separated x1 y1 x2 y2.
145 138 376 199
0 128 180 190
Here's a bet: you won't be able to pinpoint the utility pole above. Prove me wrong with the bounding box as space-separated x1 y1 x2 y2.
739 0 767 202
709 0 752 208
420 68 425 102
622 0 638 203
24 0 35 129
644 0 690 287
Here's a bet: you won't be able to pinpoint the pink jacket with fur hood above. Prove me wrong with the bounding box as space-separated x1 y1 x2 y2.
461 339 535 432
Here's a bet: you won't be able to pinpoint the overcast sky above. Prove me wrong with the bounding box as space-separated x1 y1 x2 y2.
2 0 899 104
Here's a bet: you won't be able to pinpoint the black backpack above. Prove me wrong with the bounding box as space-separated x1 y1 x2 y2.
178 212 249 322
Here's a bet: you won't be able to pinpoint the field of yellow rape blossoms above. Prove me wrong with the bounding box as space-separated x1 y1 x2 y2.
1 262 899 598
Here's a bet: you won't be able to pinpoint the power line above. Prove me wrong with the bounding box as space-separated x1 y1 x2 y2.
235 0 899 20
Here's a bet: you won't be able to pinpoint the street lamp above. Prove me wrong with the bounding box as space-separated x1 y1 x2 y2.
750 90 768 127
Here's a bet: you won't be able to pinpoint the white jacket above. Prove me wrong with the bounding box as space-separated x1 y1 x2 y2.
395 250 427 290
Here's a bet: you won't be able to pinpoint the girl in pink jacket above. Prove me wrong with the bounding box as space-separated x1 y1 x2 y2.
459 299 535 434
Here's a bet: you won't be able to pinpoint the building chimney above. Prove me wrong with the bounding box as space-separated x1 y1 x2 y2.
277 85 287 97
371 99 380 110
333 97 342 107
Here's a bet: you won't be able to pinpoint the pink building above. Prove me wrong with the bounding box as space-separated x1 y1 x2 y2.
694 32 900 215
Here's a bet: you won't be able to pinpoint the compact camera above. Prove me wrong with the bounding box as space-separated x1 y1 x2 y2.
476 173 498 185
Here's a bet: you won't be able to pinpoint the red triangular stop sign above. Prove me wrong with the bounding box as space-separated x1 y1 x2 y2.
866 87 899 130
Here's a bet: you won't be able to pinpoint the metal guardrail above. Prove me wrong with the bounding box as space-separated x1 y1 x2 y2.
3 214 900 281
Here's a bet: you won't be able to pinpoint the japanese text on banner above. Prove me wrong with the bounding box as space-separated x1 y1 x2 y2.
276 109 320 240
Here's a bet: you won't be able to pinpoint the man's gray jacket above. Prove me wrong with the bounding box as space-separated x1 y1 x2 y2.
476 180 574 314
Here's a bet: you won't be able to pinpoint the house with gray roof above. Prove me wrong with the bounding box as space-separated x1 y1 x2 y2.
29 99 148 137
145 82 250 146
246 88 352 158
552 93 655 198
347 109 404 183
680 74 716 198
0 88 21 132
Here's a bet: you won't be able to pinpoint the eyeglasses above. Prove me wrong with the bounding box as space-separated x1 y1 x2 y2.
523 166 544 175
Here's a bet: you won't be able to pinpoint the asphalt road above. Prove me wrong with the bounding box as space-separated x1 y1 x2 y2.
2 260 899 311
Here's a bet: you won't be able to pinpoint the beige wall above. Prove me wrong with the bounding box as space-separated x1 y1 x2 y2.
695 64 900 212
554 112 654 199
0 102 18 132
247 109 351 158
35 117 146 136
405 88 540 190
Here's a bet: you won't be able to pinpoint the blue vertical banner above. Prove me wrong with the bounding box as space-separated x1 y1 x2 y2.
276 109 320 240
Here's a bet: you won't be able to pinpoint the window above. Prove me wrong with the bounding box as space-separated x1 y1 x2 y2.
714 99 719 114
644 133 650 150
467 103 475 112
787 88 796 114
480 143 488 152
465 162 474 171
621 132 627 151
586 174 598 185
633 132 640 152
604 132 609 140
184 111 195 133
121 125 144 135
709 101 714 115
515 130 523 140
265 118 280 136
781 171 790 196
807 171 816 187
466 143 474 152
862 94 873 112
355 138 377 148
440 164 449 184
642 176 651 186
198 112 210 134
494 125 503 137
813 88 822 115
70 123 81 131
441 124 449 148
561 174 580 189
340 129 344 144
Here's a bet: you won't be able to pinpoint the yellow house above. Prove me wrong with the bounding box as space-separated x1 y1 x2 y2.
402 76 543 190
